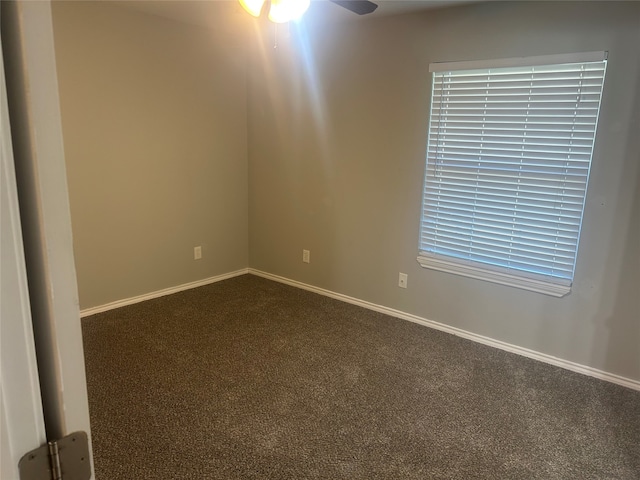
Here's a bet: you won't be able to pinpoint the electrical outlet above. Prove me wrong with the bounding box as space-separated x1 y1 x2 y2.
194 246 202 260
398 272 408 289
303 249 310 263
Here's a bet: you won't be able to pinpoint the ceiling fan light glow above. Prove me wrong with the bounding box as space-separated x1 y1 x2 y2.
268 0 311 23
238 0 266 17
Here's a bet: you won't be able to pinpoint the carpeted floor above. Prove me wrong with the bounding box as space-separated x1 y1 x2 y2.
81 274 640 479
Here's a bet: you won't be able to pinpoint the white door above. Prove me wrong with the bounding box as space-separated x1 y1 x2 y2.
1 1 94 478
0 35 47 480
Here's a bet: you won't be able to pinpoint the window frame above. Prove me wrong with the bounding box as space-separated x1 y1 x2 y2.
417 52 608 297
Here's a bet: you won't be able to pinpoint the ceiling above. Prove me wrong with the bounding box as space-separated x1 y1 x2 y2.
119 0 478 29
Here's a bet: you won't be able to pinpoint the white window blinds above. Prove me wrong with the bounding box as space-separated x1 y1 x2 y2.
418 52 607 296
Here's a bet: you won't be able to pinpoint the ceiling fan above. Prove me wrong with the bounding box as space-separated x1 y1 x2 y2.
239 0 378 23
329 1 378 16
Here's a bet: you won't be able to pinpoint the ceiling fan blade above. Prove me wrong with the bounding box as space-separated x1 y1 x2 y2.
330 0 379 15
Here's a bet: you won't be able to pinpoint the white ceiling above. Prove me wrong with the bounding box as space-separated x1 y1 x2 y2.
118 0 478 29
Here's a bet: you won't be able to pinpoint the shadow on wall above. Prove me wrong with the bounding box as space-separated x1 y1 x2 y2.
599 86 640 468
598 69 640 381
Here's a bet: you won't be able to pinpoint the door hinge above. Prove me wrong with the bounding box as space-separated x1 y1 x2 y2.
19 431 91 480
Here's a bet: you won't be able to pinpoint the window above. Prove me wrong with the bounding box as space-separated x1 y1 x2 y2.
418 52 607 297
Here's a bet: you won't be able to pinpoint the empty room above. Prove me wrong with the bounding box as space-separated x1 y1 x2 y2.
2 0 639 478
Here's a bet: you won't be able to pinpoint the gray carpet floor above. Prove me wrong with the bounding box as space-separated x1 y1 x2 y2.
81 274 640 479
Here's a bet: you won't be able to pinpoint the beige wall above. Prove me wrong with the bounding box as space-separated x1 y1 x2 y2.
52 1 249 310
51 1 639 382
248 2 640 381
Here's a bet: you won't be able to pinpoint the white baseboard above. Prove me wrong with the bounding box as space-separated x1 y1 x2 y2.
249 269 640 392
80 268 249 318
79 266 640 391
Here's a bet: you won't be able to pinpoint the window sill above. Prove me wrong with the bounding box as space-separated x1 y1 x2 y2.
417 254 571 297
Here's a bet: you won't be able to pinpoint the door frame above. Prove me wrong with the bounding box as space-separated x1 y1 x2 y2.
1 0 93 477
1 23 46 479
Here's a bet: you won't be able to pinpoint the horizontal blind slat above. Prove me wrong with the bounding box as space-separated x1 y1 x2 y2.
424 187 586 208
424 198 584 221
427 168 589 180
421 209 581 237
421 217 579 244
422 204 582 232
424 179 587 198
424 180 588 200
421 224 578 253
421 236 576 266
